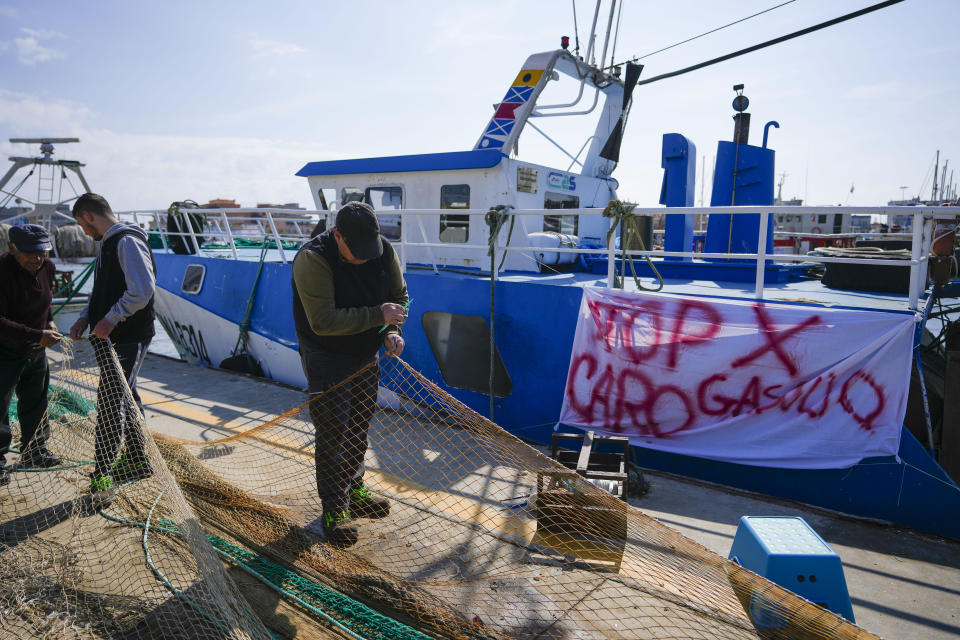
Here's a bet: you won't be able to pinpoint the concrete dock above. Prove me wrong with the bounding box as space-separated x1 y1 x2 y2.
129 352 960 640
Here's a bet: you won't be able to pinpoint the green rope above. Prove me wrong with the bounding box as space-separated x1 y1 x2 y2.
484 204 515 273
98 511 433 640
138 489 237 636
602 199 664 291
7 384 96 424
52 258 96 316
230 240 270 358
484 205 514 421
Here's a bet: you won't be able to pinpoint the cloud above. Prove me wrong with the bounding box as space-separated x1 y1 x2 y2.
0 92 340 211
20 27 63 39
0 90 91 131
249 38 307 58
12 27 64 66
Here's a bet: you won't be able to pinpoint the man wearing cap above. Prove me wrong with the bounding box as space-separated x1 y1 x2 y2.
0 224 64 485
68 193 156 504
292 201 408 546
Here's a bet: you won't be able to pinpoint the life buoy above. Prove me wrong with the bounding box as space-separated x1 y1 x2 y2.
811 226 822 234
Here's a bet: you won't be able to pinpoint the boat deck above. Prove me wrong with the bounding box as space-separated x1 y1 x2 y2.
493 269 920 314
127 351 958 639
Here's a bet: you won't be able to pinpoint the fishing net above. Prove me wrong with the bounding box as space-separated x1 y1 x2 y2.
0 337 880 639
0 338 271 639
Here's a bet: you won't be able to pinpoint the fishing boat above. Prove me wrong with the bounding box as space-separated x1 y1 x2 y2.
116 4 958 542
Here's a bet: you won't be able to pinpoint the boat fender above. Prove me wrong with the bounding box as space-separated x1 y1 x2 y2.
811 227 822 234
220 353 265 378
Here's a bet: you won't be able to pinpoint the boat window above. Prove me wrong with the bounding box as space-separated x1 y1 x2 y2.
544 191 579 235
365 186 403 241
440 184 470 243
422 311 512 397
342 188 364 204
181 264 205 295
517 167 538 193
818 214 828 224
318 188 337 211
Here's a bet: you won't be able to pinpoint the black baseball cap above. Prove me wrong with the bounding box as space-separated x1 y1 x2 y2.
9 224 52 253
336 202 383 260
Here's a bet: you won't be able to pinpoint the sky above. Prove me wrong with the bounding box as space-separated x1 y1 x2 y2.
0 0 958 212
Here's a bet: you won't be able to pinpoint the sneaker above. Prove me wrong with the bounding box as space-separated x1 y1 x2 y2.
88 487 116 509
88 475 115 508
350 484 390 519
20 451 62 468
321 509 358 547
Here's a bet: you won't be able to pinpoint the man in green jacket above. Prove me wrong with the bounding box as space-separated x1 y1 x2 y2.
292 202 407 546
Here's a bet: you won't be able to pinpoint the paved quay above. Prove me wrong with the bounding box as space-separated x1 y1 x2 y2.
134 352 960 640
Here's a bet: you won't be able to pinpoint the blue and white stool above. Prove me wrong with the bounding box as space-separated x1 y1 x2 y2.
729 516 855 622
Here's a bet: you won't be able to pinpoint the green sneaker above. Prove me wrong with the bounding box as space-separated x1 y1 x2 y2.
321 509 358 547
90 475 113 492
350 484 390 519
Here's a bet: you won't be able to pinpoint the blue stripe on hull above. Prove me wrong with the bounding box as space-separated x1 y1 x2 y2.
154 253 960 540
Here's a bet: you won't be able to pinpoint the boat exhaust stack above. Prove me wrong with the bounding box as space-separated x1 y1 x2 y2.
732 84 750 145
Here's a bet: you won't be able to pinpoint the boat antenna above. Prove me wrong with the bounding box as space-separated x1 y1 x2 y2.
584 1 601 67
571 0 581 56
609 0 624 70
597 0 618 75
633 0 905 87
933 150 940 201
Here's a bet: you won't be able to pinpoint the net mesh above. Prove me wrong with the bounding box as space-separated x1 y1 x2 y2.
0 337 880 639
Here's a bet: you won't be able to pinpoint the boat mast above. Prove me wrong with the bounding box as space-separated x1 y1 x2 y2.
932 149 940 202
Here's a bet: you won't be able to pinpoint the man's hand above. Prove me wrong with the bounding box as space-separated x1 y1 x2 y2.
384 333 404 357
92 318 115 340
69 318 89 339
381 302 406 325
38 329 62 348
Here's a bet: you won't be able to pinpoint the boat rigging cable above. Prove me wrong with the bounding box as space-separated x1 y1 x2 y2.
630 0 905 87
630 0 796 62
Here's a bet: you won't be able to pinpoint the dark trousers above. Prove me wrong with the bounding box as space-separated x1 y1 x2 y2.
91 337 151 478
0 348 51 466
298 340 378 514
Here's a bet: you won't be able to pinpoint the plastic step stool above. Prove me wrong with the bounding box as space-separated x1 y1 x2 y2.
729 516 855 622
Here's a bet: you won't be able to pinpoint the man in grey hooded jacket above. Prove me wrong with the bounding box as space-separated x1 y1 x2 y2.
69 193 156 504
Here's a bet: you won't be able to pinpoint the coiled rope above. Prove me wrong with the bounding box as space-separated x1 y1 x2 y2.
602 200 664 291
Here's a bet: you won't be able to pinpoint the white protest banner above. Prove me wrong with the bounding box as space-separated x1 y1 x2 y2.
560 288 914 469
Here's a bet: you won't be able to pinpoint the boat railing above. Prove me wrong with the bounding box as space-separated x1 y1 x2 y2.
124 205 950 311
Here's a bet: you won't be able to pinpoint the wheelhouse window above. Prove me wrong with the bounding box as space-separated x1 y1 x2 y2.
364 186 403 240
543 191 579 235
341 188 364 205
440 184 470 243
181 265 205 295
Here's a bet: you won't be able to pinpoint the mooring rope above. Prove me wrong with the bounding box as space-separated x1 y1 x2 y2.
602 199 664 291
485 205 514 420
